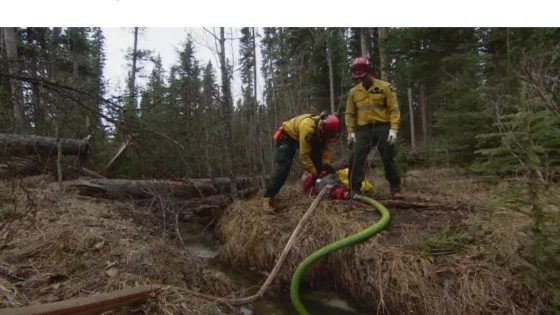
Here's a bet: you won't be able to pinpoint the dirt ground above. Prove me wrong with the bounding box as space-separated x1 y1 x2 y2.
0 167 544 314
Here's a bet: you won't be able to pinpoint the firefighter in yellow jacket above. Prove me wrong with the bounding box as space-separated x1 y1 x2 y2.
263 112 342 211
346 56 403 199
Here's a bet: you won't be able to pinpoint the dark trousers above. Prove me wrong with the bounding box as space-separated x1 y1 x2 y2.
348 123 401 193
264 136 324 198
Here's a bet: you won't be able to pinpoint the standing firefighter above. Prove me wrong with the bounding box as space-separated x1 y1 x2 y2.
346 56 403 199
263 112 342 212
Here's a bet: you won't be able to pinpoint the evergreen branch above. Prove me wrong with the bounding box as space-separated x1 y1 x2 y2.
0 73 194 163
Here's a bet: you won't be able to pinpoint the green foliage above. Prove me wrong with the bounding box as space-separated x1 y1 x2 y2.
261 28 350 119
473 78 560 310
491 181 560 312
383 28 492 164
0 27 106 137
473 104 560 177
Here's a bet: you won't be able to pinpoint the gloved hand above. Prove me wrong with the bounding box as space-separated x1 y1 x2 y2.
347 132 356 145
387 129 398 145
321 164 336 175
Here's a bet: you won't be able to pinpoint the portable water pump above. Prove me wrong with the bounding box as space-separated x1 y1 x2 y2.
302 173 350 200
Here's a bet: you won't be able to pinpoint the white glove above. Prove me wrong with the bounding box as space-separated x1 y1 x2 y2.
347 132 356 145
387 129 398 145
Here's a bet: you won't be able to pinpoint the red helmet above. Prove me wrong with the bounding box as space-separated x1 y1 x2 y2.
351 56 370 79
320 112 342 141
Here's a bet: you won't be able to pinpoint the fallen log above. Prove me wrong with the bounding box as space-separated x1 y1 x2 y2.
70 177 257 200
146 195 233 221
369 198 474 211
0 285 162 315
175 187 259 219
74 167 106 179
0 157 101 180
0 133 90 161
0 157 41 177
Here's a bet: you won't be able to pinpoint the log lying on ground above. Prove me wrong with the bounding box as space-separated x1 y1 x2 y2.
131 188 259 225
152 195 233 221
0 285 162 315
0 157 41 177
371 198 475 211
0 133 90 160
70 177 257 200
0 157 101 179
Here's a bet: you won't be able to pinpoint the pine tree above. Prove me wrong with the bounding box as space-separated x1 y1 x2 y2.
473 31 560 310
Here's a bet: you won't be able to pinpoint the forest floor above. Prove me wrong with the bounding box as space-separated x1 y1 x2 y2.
0 166 547 314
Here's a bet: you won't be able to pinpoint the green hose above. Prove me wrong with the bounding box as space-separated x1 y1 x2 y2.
289 194 391 315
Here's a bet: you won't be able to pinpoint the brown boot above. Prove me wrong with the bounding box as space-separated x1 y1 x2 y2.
391 191 404 200
262 197 274 213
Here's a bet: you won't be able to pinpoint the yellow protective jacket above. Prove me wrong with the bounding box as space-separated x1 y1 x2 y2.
345 78 400 132
281 114 331 175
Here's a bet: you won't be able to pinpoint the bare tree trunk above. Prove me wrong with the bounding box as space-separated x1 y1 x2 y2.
420 84 430 152
129 27 139 112
45 28 61 136
378 27 390 81
408 88 417 153
252 28 265 180
2 27 24 133
55 125 63 188
267 49 277 173
326 30 335 113
219 28 237 192
247 32 256 174
360 28 368 57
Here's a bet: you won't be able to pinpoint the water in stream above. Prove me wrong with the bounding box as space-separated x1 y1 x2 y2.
181 222 367 315
245 290 368 315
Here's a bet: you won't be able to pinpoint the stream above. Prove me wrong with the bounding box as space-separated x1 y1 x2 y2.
180 222 367 315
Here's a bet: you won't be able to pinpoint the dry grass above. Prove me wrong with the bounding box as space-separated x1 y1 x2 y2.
0 167 545 314
217 168 536 314
0 176 236 314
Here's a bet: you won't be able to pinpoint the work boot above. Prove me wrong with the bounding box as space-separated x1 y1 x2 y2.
262 197 274 213
391 190 404 200
348 190 359 200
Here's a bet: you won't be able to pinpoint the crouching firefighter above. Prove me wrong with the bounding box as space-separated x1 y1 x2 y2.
263 112 342 212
